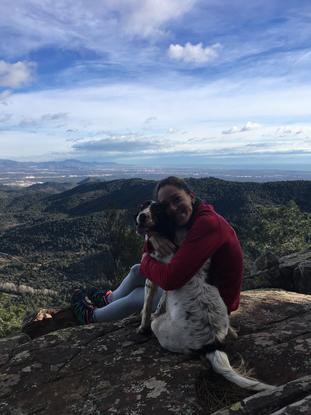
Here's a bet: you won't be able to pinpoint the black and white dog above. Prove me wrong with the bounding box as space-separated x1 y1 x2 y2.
135 200 274 392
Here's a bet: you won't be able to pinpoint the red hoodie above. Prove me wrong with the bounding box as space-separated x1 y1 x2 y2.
140 201 243 313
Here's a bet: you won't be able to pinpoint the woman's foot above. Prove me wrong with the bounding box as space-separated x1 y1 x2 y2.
71 288 96 324
86 287 112 308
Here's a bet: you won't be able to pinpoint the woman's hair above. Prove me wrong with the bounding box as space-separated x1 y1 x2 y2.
154 176 192 200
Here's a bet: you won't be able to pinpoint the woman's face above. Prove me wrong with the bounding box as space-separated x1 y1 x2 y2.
157 184 194 227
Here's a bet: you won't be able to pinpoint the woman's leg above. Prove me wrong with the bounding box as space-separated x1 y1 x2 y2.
72 263 162 324
86 264 145 307
94 285 163 322
108 264 145 303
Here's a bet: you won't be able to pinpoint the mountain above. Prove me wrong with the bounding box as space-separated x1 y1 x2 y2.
3 176 309 216
0 177 310 339
0 158 120 170
0 177 310 257
0 158 132 187
2 158 311 188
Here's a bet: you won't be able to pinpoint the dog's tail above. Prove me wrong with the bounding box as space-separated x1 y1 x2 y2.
205 349 274 392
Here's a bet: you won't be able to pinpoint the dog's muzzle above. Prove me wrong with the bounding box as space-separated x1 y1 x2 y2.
135 201 155 235
136 212 149 235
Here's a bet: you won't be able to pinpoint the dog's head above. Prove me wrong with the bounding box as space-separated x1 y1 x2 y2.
135 200 174 239
135 200 155 235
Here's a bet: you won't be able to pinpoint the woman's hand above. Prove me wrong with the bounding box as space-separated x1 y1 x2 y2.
141 252 148 262
148 233 176 257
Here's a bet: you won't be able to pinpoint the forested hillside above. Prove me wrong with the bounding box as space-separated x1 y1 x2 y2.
0 177 310 336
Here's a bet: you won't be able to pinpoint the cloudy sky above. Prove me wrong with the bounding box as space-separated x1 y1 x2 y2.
0 0 311 168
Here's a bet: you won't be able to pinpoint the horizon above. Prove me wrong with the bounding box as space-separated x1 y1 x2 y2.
1 156 311 172
0 1 311 168
1 157 311 187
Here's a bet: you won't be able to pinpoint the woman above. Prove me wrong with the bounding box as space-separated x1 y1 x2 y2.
71 176 243 324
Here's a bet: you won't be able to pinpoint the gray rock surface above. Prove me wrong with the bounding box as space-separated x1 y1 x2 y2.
243 249 311 293
252 251 279 273
1 289 311 414
212 375 311 414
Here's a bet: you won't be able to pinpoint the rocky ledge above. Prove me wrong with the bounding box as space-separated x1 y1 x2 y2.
1 289 311 414
244 249 311 294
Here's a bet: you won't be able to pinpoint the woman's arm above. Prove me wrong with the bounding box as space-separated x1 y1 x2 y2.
140 215 224 290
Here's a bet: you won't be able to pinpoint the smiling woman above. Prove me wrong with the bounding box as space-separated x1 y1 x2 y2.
71 176 243 325
140 176 243 311
156 177 195 226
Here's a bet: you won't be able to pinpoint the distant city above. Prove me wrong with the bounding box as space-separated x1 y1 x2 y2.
0 159 311 187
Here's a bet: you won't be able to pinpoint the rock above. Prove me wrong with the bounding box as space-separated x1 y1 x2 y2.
1 289 311 414
243 268 282 290
293 261 311 294
0 333 30 368
279 251 311 293
244 249 311 293
244 252 281 291
252 251 279 273
0 333 30 353
211 375 311 414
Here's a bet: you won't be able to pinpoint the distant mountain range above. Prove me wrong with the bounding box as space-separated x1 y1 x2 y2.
1 158 311 187
0 159 120 170
0 158 129 187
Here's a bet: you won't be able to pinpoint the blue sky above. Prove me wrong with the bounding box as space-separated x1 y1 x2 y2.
0 0 311 168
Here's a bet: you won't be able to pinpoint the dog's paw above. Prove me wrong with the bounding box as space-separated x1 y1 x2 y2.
136 325 152 335
227 326 238 340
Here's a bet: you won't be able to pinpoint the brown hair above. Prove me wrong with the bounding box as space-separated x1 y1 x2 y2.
154 176 192 200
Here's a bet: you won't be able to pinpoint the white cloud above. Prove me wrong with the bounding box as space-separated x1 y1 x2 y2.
222 126 239 135
0 90 12 105
15 113 68 129
241 121 261 131
0 0 196 60
18 117 37 128
276 126 303 136
0 61 35 88
143 116 157 124
168 42 221 64
41 113 68 121
73 136 160 154
120 0 196 39
0 113 11 123
2 79 311 160
222 121 261 134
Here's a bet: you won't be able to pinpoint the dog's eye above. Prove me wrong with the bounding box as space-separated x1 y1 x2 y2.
140 200 153 211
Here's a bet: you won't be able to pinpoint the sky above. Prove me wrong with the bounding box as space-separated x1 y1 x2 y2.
0 0 311 169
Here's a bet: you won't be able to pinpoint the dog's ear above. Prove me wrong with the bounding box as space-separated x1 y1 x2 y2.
151 201 167 215
150 202 163 223
150 202 175 241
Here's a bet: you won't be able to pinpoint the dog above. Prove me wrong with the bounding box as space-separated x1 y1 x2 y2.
135 200 274 392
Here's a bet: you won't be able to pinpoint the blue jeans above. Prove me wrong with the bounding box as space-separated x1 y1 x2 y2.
93 264 163 322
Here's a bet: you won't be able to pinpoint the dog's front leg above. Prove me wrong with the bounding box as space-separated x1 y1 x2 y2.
227 324 238 340
137 279 157 334
152 291 167 319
